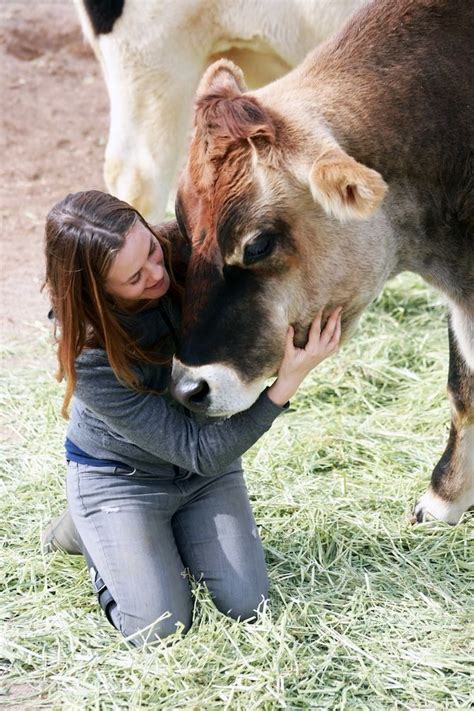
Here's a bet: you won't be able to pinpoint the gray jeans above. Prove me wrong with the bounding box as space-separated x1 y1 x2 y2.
66 461 268 645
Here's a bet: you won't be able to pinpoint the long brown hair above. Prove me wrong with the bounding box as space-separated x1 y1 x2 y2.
44 190 182 418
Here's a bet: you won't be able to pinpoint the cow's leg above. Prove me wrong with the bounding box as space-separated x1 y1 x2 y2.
98 38 204 221
413 312 474 524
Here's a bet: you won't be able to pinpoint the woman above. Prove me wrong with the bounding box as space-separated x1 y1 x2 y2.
43 190 341 646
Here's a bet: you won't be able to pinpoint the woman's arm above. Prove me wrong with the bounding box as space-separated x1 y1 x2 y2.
74 358 285 477
74 309 341 477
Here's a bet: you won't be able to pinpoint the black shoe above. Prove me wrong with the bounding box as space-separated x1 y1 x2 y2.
42 508 83 555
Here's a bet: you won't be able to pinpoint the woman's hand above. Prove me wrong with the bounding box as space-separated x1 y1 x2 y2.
267 307 342 406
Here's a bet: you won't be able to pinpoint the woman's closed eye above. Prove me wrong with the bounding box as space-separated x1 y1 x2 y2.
129 271 142 285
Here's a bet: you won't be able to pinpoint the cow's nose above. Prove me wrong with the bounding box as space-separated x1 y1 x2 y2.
171 378 210 410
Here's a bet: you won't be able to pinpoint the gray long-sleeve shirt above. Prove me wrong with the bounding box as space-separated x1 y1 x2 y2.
67 299 286 478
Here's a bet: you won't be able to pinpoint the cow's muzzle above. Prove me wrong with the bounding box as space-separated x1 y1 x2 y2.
170 358 266 417
169 371 211 412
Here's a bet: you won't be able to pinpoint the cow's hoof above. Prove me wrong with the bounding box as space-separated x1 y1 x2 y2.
411 489 467 525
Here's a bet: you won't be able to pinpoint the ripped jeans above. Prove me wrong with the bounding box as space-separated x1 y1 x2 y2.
66 461 268 646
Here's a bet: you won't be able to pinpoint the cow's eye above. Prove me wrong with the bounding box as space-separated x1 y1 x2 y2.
244 232 275 265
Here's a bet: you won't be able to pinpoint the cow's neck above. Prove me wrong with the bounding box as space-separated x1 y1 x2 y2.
259 0 472 303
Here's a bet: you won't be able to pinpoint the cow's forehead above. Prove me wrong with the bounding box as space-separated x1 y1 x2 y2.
179 179 258 262
184 125 260 238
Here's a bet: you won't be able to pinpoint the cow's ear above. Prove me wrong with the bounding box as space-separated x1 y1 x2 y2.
194 60 275 145
197 59 247 99
309 145 387 221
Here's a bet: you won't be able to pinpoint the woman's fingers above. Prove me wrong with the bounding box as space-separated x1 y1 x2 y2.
286 307 342 361
305 310 323 348
284 324 296 357
328 312 342 350
319 307 342 346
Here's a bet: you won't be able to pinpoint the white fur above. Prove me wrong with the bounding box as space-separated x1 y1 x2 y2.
449 300 474 371
415 487 474 525
465 424 474 474
415 424 474 524
171 359 265 417
73 0 365 221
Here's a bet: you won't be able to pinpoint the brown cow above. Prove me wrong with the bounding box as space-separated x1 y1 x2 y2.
170 0 474 524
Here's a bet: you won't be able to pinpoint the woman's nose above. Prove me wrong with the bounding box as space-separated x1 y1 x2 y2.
146 261 164 285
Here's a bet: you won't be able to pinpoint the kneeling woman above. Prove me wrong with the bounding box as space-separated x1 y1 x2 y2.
43 191 341 646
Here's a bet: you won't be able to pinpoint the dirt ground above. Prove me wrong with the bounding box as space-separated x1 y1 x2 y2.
1 1 108 354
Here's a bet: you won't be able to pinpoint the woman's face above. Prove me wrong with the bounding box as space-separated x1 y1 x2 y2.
106 221 170 303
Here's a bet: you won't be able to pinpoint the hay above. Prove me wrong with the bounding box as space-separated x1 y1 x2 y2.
1 274 472 709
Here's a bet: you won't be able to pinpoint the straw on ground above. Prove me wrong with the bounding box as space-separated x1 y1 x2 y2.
1 273 473 709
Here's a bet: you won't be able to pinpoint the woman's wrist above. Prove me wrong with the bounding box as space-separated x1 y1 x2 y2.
267 377 299 406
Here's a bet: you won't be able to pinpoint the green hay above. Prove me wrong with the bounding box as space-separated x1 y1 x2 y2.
1 274 473 709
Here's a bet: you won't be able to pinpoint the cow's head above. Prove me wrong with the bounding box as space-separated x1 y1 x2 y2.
171 60 389 416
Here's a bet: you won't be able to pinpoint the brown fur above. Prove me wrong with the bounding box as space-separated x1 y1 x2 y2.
176 0 474 523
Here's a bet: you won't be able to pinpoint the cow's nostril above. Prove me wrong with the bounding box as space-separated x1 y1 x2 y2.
172 378 211 409
188 380 210 405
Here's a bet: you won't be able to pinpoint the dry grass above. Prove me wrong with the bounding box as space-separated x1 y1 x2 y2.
1 274 473 709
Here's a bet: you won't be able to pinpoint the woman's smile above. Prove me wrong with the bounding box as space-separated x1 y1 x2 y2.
144 272 169 297
106 221 170 302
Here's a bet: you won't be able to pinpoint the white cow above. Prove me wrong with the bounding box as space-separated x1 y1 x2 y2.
73 0 365 221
